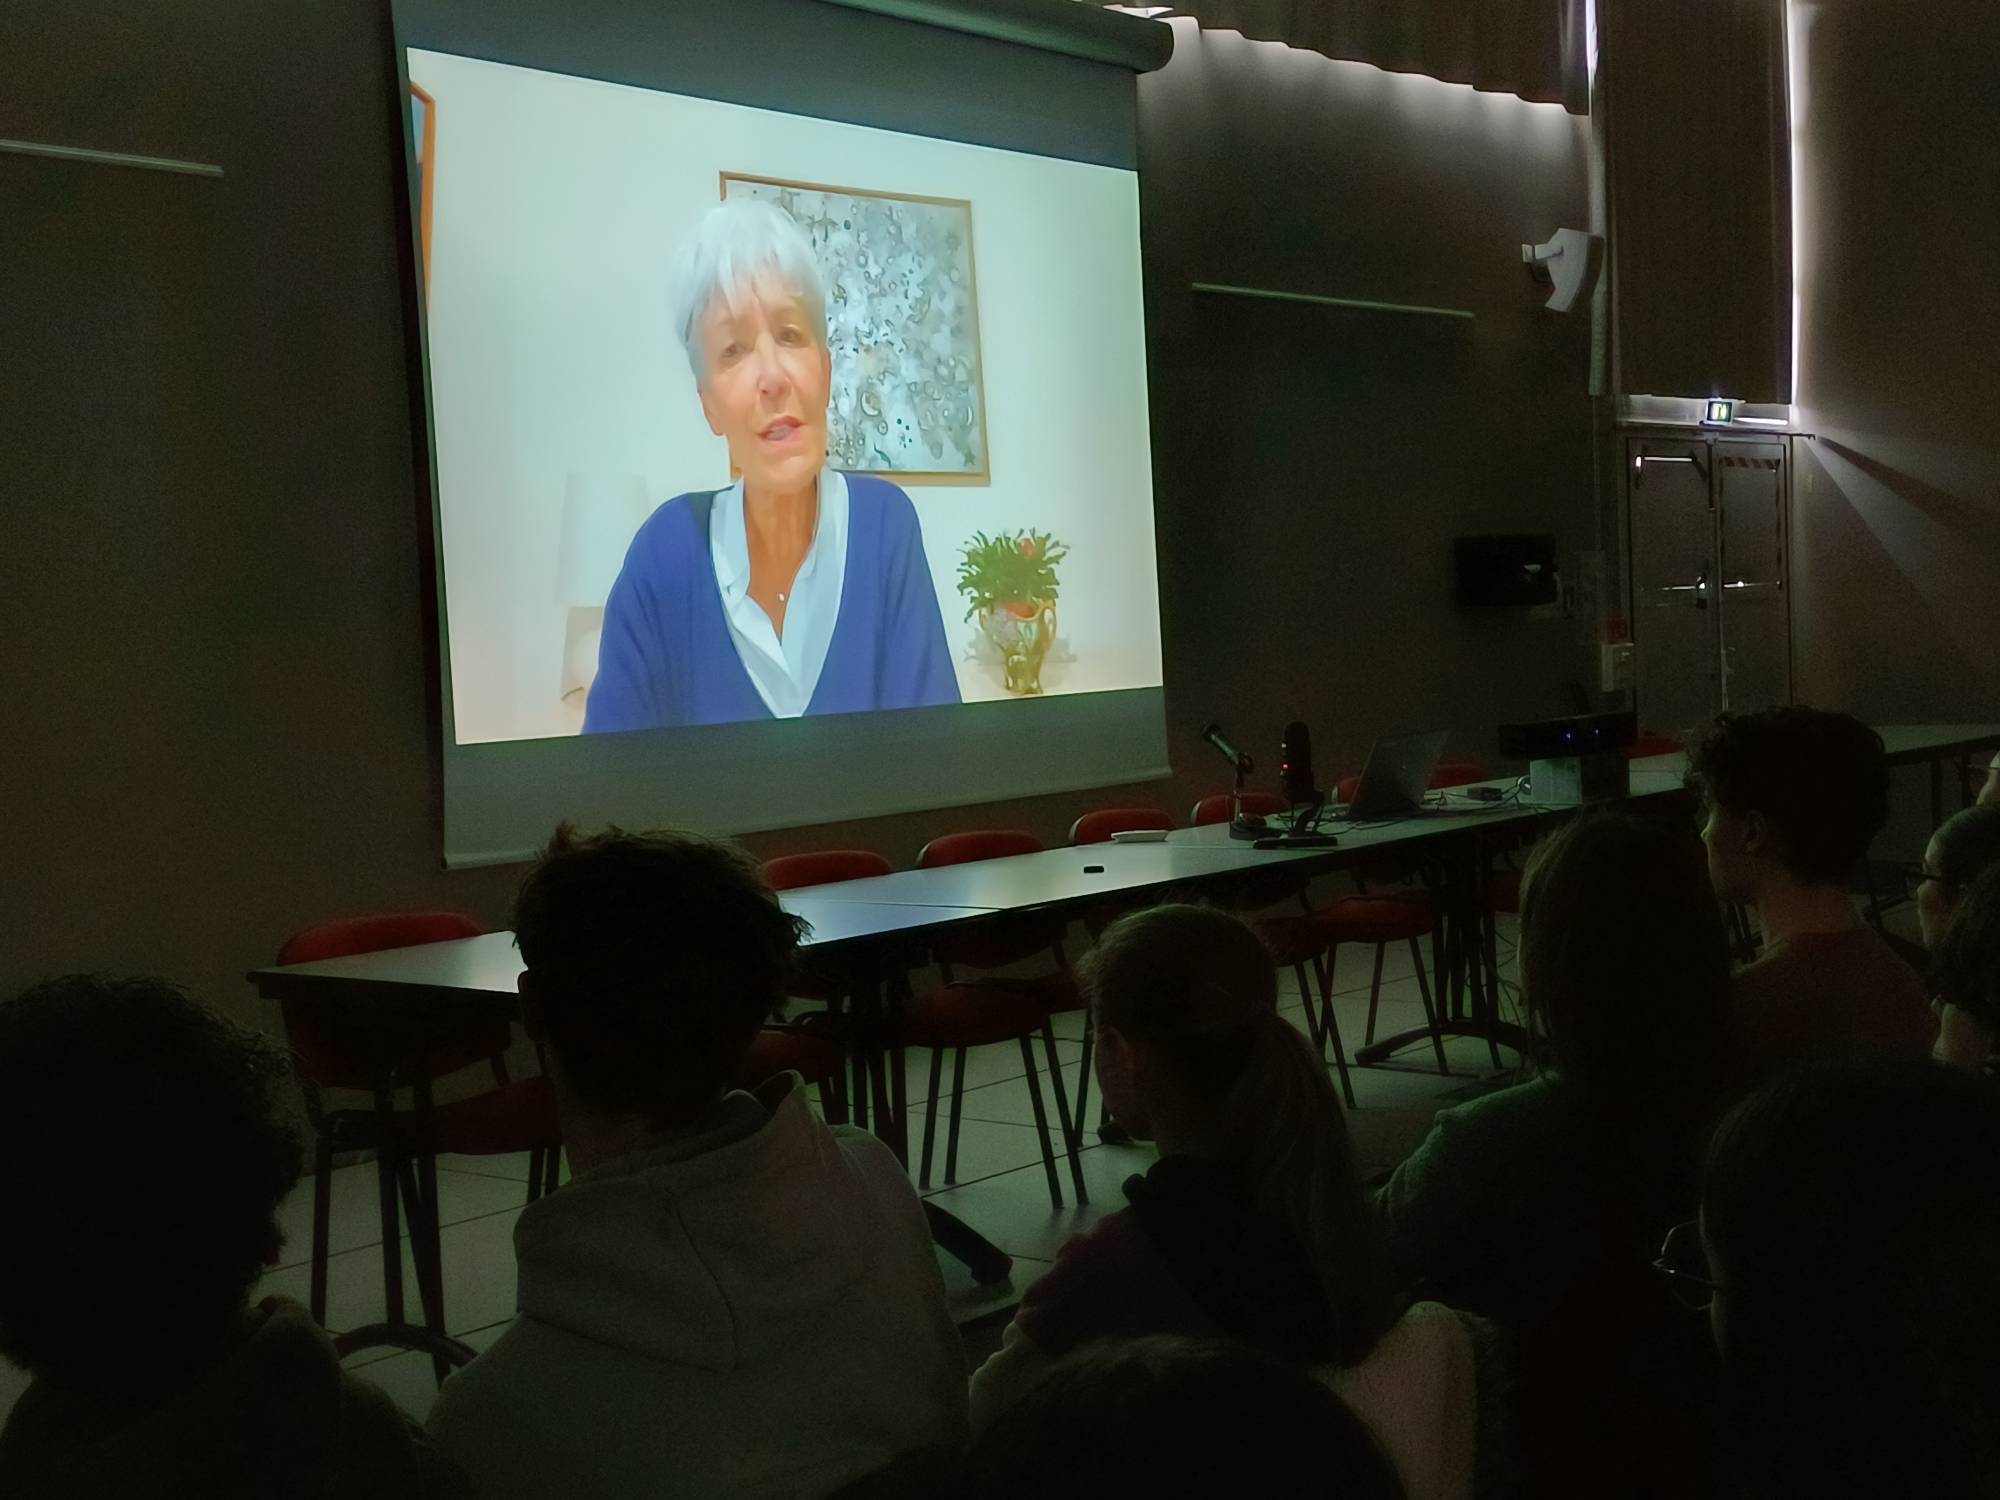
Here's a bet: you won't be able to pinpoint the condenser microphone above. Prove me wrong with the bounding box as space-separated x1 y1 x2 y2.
1280 720 1319 806
1199 721 1254 774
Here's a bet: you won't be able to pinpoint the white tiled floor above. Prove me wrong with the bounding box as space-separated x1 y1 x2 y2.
0 920 1520 1433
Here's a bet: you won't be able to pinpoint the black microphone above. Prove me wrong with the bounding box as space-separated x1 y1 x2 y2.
1280 720 1318 805
1199 721 1253 774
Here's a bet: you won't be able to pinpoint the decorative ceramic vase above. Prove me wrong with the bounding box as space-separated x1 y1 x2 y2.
978 599 1057 696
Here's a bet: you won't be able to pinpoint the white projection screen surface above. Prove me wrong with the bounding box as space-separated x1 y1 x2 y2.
393 7 1169 865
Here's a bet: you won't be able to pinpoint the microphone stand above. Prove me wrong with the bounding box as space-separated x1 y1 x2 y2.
1229 760 1262 840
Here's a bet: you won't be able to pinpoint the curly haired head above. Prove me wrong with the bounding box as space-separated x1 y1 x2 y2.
513 824 808 1125
0 976 303 1389
1690 708 1889 886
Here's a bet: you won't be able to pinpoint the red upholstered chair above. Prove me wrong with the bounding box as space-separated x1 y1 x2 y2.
906 830 1085 1208
763 849 895 891
1202 789 1446 1092
1275 770 1455 1090
1430 758 1489 790
736 1025 849 1122
275 912 562 1336
1189 790 1291 826
1314 894 1449 1075
1064 807 1178 1136
1064 804 1168 936
1625 732 1684 760
1069 806 1174 845
761 851 893 1128
1188 793 1374 1105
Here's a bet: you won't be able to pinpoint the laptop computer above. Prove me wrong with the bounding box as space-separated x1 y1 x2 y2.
1334 729 1452 820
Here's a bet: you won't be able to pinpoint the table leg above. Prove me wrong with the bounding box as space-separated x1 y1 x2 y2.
409 1068 450 1385
1356 836 1520 1070
853 948 1013 1284
368 1032 407 1329
1933 757 1945 829
372 1079 406 1328
1460 842 1503 1071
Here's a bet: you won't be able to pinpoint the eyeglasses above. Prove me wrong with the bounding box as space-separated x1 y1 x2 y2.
1887 861 1948 892
1652 1220 1723 1312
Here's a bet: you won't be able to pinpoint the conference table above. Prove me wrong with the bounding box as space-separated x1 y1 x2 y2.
1875 723 2000 824
248 721 1997 1309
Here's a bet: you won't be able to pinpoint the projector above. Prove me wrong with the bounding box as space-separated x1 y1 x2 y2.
1499 711 1637 759
1499 711 1636 805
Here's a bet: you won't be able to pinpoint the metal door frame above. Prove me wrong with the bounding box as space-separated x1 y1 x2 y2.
1623 428 1796 726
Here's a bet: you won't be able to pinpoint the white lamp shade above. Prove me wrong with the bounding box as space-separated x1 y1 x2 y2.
555 473 655 606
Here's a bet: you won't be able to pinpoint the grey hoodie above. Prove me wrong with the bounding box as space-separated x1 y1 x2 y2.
427 1076 967 1499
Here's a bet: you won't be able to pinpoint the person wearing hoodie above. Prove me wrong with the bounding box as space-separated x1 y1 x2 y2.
0 975 469 1500
968 904 1511 1500
426 824 967 1500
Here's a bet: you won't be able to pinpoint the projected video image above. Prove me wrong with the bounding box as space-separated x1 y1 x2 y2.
408 51 1163 744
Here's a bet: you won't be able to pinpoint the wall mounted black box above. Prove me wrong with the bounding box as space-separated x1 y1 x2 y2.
1454 534 1559 607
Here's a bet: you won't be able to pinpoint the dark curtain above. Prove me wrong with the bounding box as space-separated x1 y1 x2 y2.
1602 0 1793 401
1177 0 1589 111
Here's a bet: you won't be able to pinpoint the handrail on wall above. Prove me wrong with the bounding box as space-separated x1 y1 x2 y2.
1192 281 1476 322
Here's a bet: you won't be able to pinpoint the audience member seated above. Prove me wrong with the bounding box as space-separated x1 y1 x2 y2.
1693 1059 2000 1499
0 976 470 1499
1691 707 1934 1085
1376 811 1728 1497
426 826 967 1500
1932 866 2000 1074
842 1336 1406 1500
970 905 1501 1500
1915 803 2000 949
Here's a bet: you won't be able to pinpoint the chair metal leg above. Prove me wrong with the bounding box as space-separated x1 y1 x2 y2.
310 1136 333 1326
1017 1035 1065 1210
1411 936 1450 1077
1363 943 1388 1045
543 1146 562 1196
407 1073 448 1385
1296 962 1325 1050
525 1147 546 1204
849 1040 871 1132
918 1047 945 1188
371 1088 405 1329
944 1047 969 1185
887 1037 909 1162
1072 1014 1096 1144
396 1153 448 1386
1316 955 1357 1109
1039 1020 1087 1205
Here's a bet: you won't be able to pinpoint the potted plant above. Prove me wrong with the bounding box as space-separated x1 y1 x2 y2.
956 529 1070 696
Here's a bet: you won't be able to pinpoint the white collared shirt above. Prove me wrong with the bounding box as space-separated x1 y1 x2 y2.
709 468 849 718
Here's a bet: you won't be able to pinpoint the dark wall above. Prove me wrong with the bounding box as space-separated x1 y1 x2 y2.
1141 23 1598 784
2 6 1596 1019
1789 1 2000 724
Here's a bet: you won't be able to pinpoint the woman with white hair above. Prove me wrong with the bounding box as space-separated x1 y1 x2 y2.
585 198 960 732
